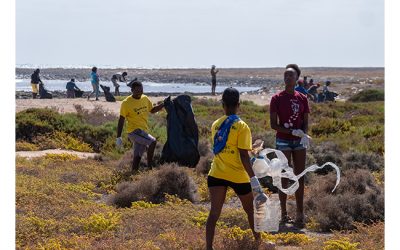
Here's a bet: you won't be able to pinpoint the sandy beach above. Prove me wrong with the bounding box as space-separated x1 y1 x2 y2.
15 93 273 115
15 67 384 114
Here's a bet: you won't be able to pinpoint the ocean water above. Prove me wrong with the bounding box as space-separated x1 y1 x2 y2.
16 79 260 93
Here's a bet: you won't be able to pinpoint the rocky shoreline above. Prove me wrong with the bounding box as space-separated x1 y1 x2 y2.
16 67 384 86
16 67 384 100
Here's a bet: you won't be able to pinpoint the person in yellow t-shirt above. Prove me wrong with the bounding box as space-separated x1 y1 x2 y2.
205 87 272 250
116 79 165 173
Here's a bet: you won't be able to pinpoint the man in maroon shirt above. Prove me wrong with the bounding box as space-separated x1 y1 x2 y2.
269 64 311 228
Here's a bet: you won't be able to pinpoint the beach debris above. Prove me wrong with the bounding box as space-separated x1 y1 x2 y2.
252 148 340 195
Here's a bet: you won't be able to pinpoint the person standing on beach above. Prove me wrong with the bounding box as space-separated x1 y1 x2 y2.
66 79 81 98
88 67 100 101
30 69 42 99
211 65 219 96
111 72 127 96
205 87 274 250
269 64 311 228
295 79 314 100
116 79 165 173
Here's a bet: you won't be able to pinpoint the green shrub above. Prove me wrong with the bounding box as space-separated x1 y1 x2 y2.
323 238 360 250
16 141 39 151
78 212 121 234
16 108 116 152
349 89 384 102
311 118 354 136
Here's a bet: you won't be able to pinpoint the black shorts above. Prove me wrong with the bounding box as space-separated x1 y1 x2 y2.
212 79 216 85
207 175 252 196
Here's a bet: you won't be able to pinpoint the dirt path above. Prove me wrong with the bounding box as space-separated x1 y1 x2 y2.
16 149 99 159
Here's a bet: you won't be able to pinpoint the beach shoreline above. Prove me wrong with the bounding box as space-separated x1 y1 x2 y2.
16 67 384 86
15 67 384 114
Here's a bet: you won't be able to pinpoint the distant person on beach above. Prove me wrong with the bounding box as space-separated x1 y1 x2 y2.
323 80 331 93
303 76 308 89
206 87 274 250
66 79 81 98
320 81 338 102
211 65 219 95
308 78 314 89
116 79 165 173
111 72 127 96
269 64 311 228
88 67 100 101
307 82 320 102
295 79 314 100
30 69 42 99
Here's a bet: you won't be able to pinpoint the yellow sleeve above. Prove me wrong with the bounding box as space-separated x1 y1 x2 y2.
237 122 252 150
146 96 153 112
120 101 128 117
211 121 217 146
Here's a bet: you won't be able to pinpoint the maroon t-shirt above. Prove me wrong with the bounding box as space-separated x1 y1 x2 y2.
270 90 310 140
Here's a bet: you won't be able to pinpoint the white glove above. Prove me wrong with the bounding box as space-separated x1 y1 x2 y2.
300 134 312 148
116 137 123 148
291 129 305 138
250 176 268 206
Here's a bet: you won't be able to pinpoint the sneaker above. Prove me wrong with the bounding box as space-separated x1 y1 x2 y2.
279 214 294 225
294 214 305 229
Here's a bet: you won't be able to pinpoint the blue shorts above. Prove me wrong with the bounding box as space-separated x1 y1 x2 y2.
276 138 305 151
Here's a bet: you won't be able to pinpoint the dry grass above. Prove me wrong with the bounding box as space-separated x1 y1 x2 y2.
109 163 197 207
304 169 384 232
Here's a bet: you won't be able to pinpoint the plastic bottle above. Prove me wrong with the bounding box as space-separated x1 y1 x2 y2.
252 156 271 178
254 196 281 232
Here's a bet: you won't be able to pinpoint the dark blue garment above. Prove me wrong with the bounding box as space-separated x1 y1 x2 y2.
213 115 240 155
66 81 78 91
295 86 308 95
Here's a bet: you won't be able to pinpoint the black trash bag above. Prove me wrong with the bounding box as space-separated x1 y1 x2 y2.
318 91 338 102
74 89 84 98
39 83 52 99
100 84 116 102
160 95 200 167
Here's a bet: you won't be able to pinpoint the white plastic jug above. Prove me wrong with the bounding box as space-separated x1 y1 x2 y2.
252 156 271 178
254 196 280 232
252 148 340 233
253 148 340 195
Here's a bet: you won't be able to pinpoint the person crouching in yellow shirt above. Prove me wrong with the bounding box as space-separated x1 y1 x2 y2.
206 87 272 250
116 79 165 173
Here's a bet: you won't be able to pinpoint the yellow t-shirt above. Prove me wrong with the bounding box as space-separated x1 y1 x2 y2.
208 115 252 183
120 95 153 133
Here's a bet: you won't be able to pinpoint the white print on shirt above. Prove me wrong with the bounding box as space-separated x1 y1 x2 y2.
284 99 300 128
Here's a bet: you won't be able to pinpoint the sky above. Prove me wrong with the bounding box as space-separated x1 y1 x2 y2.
16 0 384 68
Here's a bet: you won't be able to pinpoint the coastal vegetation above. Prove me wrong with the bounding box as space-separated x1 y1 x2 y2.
16 96 384 249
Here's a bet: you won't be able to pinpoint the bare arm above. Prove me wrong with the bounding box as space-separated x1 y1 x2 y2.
239 149 255 178
270 112 293 135
150 103 164 113
117 116 125 138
